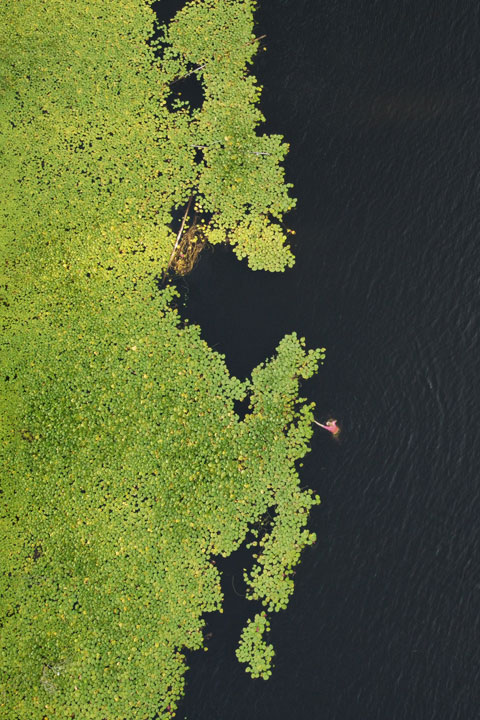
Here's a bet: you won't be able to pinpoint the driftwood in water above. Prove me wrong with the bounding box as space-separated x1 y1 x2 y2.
170 218 206 275
166 195 193 274
162 198 206 282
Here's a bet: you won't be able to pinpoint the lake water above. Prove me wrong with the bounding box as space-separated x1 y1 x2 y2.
165 1 480 718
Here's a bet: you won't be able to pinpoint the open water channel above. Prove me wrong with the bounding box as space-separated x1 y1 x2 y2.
160 1 480 718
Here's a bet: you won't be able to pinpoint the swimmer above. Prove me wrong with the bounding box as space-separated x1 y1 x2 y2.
313 418 340 436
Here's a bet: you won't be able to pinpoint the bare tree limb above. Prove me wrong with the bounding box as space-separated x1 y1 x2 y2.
163 195 194 281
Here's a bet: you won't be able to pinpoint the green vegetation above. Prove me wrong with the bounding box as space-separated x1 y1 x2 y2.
161 0 296 270
236 613 274 680
1 1 322 718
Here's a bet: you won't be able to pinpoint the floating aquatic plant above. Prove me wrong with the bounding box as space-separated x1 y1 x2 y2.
1 1 322 718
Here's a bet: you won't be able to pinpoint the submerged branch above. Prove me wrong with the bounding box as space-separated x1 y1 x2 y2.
162 195 193 283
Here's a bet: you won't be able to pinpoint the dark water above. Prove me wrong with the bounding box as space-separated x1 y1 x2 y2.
171 1 480 718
